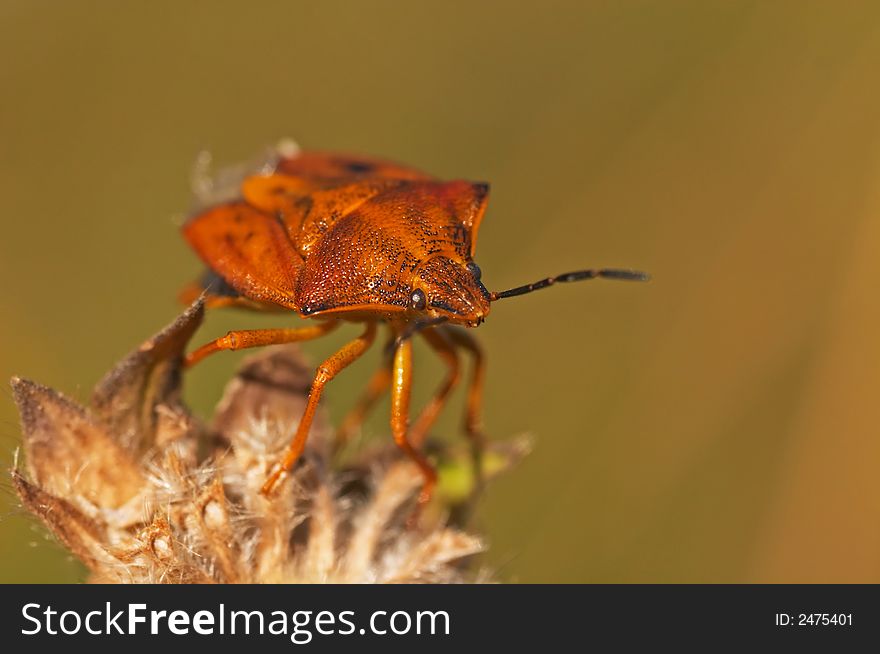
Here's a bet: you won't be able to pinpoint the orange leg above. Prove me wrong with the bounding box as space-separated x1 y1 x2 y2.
390 334 437 513
409 328 461 447
334 347 393 452
261 322 378 495
442 325 487 490
184 321 339 368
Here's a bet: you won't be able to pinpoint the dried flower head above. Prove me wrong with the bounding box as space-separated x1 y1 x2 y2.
11 300 528 583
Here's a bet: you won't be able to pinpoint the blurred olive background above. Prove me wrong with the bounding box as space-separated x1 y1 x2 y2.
2 1 880 583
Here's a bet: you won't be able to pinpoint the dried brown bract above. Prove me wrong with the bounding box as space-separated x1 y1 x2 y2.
11 300 526 583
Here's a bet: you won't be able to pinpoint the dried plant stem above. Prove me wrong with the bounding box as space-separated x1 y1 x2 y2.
11 301 527 583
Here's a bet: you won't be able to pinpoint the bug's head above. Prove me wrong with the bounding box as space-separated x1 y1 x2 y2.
409 255 491 327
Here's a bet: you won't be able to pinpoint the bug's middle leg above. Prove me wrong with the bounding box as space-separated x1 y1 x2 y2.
261 321 378 495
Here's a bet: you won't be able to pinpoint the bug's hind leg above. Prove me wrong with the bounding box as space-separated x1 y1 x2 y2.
390 335 437 520
409 328 460 447
441 325 487 499
184 321 339 368
261 322 378 495
334 342 394 454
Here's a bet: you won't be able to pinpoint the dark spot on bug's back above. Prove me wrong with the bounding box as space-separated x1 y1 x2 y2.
345 161 374 174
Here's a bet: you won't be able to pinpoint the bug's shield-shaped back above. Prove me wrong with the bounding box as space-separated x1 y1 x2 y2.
182 150 489 317
295 180 490 316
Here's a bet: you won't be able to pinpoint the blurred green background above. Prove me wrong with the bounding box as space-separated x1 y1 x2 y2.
3 1 880 583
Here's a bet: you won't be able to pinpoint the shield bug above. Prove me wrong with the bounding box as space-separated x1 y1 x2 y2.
181 142 648 508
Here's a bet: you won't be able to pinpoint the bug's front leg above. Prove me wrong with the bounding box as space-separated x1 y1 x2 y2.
184 321 339 367
390 333 437 514
261 321 378 495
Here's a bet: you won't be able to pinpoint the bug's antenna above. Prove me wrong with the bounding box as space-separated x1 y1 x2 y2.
490 268 650 301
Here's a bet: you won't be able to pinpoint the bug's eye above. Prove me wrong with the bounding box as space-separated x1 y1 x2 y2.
466 262 482 280
410 289 427 311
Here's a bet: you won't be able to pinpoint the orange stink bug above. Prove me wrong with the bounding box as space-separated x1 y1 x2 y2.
181 142 648 509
